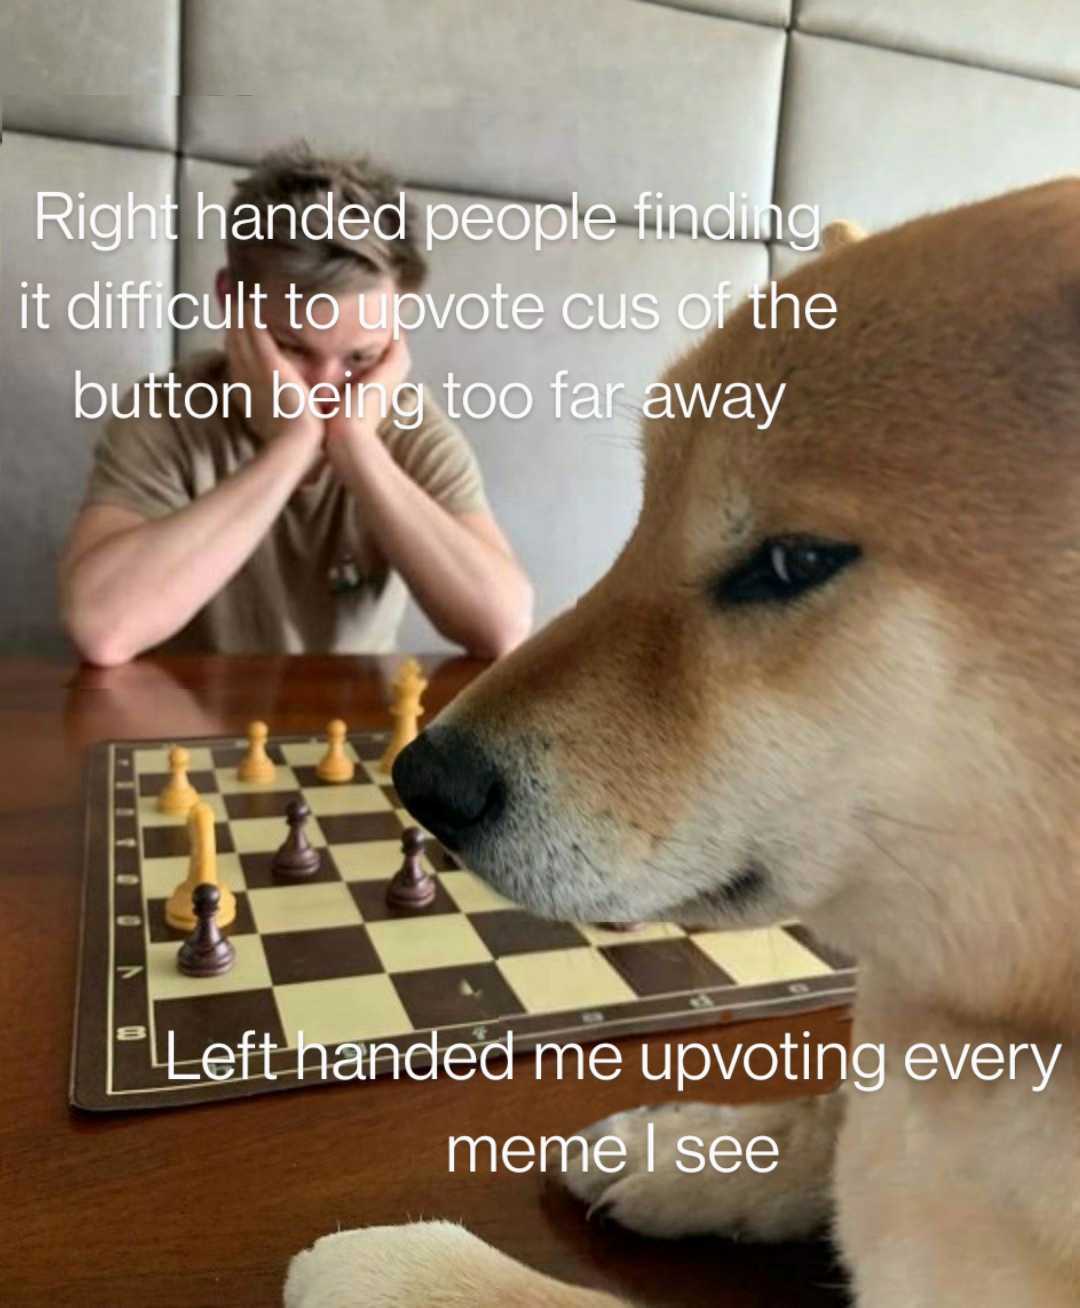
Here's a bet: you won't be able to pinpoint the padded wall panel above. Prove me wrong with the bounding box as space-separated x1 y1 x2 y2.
796 0 1080 88
3 97 177 153
776 35 1080 236
178 158 767 651
0 133 175 652
181 0 784 226
769 243 814 281
0 1 179 148
659 0 790 24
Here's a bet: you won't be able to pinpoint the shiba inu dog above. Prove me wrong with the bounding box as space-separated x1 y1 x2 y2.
285 180 1080 1307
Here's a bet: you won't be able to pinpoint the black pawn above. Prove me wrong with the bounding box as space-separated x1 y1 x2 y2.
178 883 236 978
386 827 436 909
272 798 322 881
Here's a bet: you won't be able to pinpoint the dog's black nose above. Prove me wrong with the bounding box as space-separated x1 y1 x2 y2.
392 725 505 850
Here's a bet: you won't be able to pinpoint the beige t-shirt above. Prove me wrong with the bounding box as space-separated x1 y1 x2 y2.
83 351 488 654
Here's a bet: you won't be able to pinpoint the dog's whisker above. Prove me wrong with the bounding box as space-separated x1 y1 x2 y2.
589 435 644 451
854 806 973 837
851 821 945 902
611 403 645 423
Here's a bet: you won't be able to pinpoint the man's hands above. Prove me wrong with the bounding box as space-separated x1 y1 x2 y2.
225 311 412 479
223 318 323 454
324 335 413 446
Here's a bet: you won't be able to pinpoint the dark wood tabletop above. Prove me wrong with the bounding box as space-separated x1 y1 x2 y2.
1 655 851 1307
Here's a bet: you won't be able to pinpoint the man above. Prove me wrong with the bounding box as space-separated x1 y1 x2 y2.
59 146 533 665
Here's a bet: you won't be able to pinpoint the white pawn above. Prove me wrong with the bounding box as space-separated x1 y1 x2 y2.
238 720 276 785
316 719 354 783
157 745 199 815
165 801 236 932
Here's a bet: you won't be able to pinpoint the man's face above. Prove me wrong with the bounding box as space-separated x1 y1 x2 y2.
257 273 396 391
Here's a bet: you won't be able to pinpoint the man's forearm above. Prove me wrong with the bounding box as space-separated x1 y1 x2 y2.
62 429 321 664
327 430 532 657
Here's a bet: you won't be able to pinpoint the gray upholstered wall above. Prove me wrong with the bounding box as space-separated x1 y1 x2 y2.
2 1 1079 655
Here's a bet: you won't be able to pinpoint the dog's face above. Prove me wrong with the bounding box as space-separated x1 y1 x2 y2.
395 181 1080 1025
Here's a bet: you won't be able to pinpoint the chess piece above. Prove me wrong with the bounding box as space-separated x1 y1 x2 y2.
165 801 236 932
386 826 436 908
237 720 276 784
379 658 428 774
316 719 355 783
157 745 199 815
177 882 236 977
271 798 322 881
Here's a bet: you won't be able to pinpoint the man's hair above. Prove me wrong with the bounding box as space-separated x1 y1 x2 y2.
225 143 427 293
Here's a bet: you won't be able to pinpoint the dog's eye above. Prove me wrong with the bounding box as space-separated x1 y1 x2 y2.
712 537 861 606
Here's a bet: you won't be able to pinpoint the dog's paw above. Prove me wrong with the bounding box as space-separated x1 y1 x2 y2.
284 1221 620 1307
552 1096 842 1242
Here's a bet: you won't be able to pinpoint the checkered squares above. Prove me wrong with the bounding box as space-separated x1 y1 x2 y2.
84 731 856 1108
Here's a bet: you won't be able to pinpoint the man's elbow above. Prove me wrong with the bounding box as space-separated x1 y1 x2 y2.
61 592 138 667
77 636 137 668
469 578 534 660
66 619 138 667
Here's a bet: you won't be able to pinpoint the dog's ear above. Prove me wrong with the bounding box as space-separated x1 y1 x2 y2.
822 219 867 253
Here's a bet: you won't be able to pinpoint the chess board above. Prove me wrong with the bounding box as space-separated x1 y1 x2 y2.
71 730 856 1111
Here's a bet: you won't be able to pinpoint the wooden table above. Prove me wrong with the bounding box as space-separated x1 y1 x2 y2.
1 655 851 1307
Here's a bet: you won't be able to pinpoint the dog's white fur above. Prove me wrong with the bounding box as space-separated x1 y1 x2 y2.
286 183 1079 1305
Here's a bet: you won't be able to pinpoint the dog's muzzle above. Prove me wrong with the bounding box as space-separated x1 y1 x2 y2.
392 725 506 850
